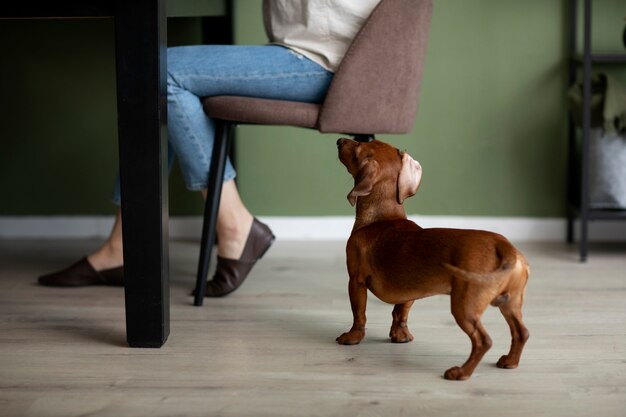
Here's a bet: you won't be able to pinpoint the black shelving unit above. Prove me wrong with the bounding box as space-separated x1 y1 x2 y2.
567 0 626 261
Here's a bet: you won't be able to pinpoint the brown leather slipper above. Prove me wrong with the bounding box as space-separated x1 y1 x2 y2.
204 218 275 297
38 257 124 287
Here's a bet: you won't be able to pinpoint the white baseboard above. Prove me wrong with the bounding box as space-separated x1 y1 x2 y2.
0 216 117 239
1 215 625 242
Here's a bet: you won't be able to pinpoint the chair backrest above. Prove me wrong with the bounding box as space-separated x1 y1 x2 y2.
317 0 433 135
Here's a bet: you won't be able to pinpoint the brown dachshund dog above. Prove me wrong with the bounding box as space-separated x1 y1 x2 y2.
336 138 530 381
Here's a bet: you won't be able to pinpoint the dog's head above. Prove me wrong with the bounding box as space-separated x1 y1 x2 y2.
337 138 422 207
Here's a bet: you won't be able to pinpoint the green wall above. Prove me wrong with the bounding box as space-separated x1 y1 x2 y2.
1 0 625 217
0 17 206 216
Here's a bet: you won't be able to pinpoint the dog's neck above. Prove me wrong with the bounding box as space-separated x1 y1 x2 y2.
353 187 407 231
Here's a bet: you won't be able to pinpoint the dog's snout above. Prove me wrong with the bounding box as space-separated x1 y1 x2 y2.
337 138 357 149
337 138 350 149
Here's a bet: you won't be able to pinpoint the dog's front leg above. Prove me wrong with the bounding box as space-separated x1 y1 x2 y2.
336 278 367 345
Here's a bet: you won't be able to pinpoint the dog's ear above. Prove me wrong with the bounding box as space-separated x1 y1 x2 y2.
397 152 422 204
347 159 379 206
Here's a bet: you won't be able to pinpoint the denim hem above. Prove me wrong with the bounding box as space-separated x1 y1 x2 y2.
112 171 238 206
186 169 237 192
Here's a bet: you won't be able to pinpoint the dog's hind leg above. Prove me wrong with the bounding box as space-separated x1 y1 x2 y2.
497 300 529 369
497 262 529 369
445 287 493 380
497 291 529 369
389 300 415 343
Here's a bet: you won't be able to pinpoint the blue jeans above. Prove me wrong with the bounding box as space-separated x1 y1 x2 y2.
112 45 333 205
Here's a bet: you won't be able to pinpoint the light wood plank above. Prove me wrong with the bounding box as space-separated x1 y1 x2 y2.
1 240 625 416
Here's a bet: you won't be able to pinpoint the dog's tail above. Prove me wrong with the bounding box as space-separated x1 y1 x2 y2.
442 245 517 284
442 262 512 284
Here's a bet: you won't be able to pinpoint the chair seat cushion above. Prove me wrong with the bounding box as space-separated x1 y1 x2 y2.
203 96 321 129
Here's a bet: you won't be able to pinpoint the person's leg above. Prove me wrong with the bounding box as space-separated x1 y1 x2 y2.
40 45 333 290
202 180 253 260
87 178 250 265
164 44 333 195
165 44 332 263
87 208 123 270
88 178 250 270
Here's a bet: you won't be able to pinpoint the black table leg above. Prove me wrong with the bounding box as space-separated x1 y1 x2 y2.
114 0 169 347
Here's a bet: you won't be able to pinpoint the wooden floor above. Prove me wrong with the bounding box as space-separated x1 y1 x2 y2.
1 239 625 417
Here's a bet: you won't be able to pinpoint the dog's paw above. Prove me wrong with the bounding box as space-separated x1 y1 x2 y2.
496 355 519 369
389 323 414 343
444 366 470 381
336 330 364 345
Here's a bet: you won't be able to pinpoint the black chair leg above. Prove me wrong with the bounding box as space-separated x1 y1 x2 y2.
194 120 233 306
353 134 375 143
